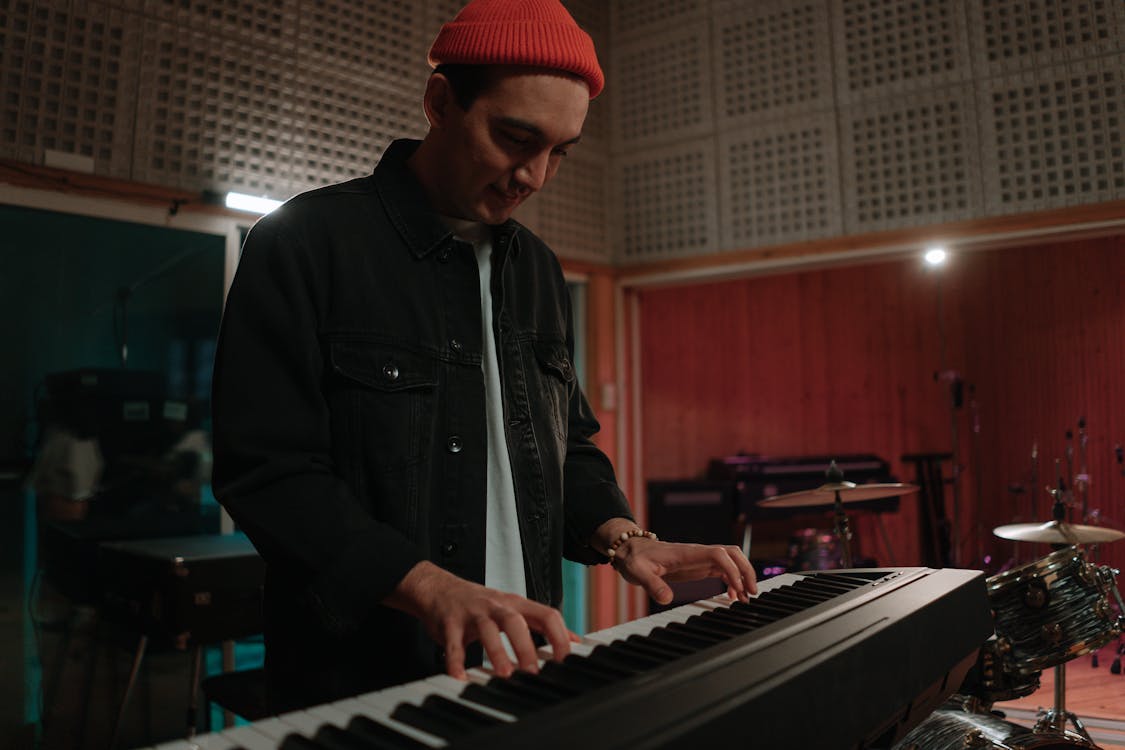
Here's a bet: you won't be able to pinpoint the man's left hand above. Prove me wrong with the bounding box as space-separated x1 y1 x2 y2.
610 536 758 605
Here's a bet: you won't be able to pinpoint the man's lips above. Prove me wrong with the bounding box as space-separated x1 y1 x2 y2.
491 186 522 204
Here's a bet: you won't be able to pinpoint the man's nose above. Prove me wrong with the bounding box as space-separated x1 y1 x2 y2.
514 151 551 193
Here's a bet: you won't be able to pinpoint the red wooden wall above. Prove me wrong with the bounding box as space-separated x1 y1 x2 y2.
636 236 1125 576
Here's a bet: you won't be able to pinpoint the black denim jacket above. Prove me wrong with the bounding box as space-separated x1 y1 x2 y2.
212 139 632 707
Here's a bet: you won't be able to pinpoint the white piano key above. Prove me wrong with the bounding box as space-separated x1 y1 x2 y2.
350 686 449 747
272 709 324 736
236 717 297 742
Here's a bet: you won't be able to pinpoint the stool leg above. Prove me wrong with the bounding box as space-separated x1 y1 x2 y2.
187 645 202 737
221 640 235 729
109 634 147 750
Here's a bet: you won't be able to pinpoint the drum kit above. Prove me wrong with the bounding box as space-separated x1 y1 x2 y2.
758 459 1125 750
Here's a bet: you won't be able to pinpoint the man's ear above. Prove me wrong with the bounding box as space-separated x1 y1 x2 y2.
422 74 454 129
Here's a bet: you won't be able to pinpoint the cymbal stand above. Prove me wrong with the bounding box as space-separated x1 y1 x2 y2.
1032 486 1094 740
825 462 854 568
833 489 854 569
1033 661 1093 741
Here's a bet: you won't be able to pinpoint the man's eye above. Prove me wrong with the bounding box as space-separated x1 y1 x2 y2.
503 132 530 146
551 147 569 157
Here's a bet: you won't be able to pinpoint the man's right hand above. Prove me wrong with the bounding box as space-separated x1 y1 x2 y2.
384 561 575 680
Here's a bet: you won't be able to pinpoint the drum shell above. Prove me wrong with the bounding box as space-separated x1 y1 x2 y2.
986 547 1121 674
893 702 1096 749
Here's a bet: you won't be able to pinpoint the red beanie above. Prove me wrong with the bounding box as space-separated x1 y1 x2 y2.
428 0 605 98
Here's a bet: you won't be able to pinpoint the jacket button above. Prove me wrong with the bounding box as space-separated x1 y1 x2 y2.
447 435 463 453
449 339 463 353
437 248 451 263
382 362 399 381
441 541 457 556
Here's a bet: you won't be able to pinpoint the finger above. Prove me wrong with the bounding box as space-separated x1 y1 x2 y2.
498 609 540 674
476 617 515 678
443 621 468 681
525 605 572 662
708 547 747 600
727 545 758 596
627 561 674 605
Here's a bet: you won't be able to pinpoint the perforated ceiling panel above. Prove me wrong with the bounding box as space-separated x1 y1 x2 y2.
612 0 705 40
1 0 139 174
297 0 427 87
978 54 1125 213
614 139 718 261
718 113 842 250
840 88 981 232
831 0 972 103
967 0 1125 74
713 0 835 128
612 23 713 149
290 71 427 194
141 0 294 44
536 152 610 261
132 21 296 197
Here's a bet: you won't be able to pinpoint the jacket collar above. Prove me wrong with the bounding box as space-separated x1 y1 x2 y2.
372 139 522 260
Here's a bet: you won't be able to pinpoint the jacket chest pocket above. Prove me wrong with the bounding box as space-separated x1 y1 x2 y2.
328 341 438 477
531 341 575 442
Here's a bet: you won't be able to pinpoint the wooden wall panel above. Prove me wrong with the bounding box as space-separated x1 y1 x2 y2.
636 236 1125 578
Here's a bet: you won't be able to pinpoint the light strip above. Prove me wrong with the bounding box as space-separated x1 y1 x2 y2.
225 191 283 214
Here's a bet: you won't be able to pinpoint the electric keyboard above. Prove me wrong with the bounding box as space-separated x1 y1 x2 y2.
146 567 991 750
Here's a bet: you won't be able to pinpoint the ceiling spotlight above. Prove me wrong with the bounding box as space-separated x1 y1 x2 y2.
225 191 283 215
924 247 947 266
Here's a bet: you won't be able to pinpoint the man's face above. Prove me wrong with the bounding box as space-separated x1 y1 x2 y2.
431 68 589 225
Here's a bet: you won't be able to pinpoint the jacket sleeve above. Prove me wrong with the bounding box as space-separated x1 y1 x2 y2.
555 268 635 565
211 208 423 635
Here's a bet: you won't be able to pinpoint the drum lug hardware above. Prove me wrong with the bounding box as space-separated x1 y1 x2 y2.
962 728 989 748
1094 597 1110 622
1078 562 1096 587
1041 622 1063 645
1023 581 1048 609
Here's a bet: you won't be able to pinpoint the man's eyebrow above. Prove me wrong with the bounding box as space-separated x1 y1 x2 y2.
497 116 582 146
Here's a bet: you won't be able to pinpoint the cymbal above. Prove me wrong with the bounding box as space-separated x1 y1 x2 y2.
993 521 1125 545
758 482 920 509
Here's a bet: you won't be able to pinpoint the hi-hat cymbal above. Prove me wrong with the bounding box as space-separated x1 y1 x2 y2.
993 520 1125 545
758 482 920 509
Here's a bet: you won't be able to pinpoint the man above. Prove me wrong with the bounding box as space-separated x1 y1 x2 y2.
212 0 756 713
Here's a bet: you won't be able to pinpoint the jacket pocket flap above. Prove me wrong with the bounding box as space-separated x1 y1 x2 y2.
329 341 437 392
532 341 575 384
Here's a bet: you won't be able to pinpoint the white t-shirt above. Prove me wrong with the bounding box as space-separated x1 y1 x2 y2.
446 219 527 597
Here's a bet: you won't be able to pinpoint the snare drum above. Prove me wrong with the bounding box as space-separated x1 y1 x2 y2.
893 702 1096 750
986 546 1123 673
959 636 1040 705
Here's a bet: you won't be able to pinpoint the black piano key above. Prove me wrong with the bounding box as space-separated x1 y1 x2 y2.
535 661 610 693
420 694 505 729
390 701 475 741
485 674 560 705
706 605 775 628
808 572 871 589
563 651 637 679
346 715 431 750
731 598 796 618
791 579 845 598
586 643 662 673
312 724 384 750
624 632 695 657
644 626 714 652
505 669 580 698
460 682 541 717
281 734 327 750
764 588 826 609
664 621 730 643
607 639 679 665
684 613 752 637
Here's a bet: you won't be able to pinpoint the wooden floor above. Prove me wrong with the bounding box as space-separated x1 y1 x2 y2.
992 641 1125 749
